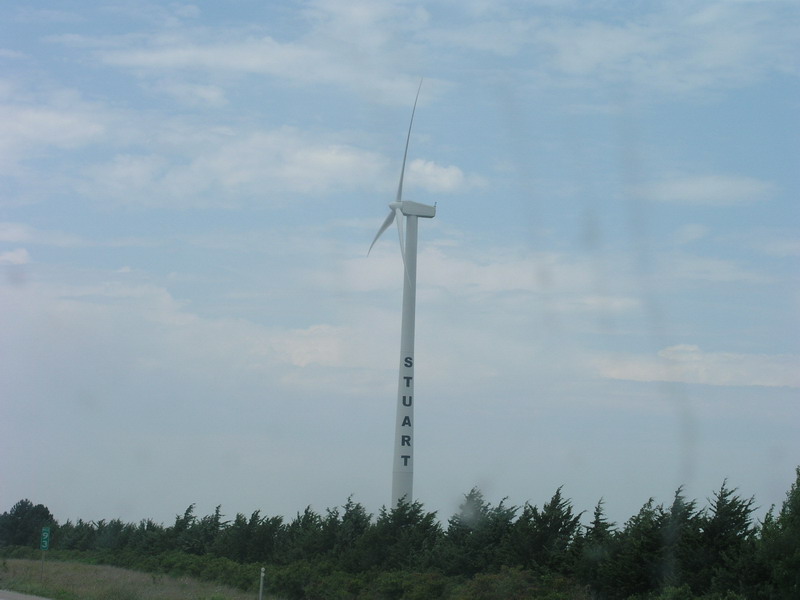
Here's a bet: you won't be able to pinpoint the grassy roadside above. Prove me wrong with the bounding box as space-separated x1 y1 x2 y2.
0 558 271 600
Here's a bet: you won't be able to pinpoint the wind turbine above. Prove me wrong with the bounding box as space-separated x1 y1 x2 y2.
369 81 435 507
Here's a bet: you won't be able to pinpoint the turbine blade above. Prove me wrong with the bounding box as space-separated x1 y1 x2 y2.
395 78 423 204
368 210 396 255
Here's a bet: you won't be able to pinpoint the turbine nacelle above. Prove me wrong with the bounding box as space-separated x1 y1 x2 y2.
368 200 436 257
392 200 436 218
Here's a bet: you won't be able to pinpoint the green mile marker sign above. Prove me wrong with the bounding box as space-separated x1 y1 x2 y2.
40 526 50 551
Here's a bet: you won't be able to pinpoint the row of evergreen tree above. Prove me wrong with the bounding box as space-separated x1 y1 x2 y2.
2 469 799 599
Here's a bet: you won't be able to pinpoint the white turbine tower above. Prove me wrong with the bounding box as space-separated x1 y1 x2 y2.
369 81 435 507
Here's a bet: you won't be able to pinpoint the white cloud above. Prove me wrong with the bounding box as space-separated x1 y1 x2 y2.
665 254 771 284
0 49 26 59
42 2 423 106
3 76 439 209
39 0 798 107
1 280 265 380
78 126 482 207
0 99 107 170
540 21 659 77
82 154 170 203
0 248 30 265
94 28 423 105
760 239 800 257
407 159 487 193
304 0 424 46
0 275 393 396
273 324 350 368
559 295 640 313
427 1 797 95
596 344 800 388
12 7 85 24
547 2 796 93
674 224 710 245
79 128 389 207
0 222 157 250
150 81 228 107
633 174 775 205
424 18 539 56
100 36 309 73
0 222 86 247
421 246 599 297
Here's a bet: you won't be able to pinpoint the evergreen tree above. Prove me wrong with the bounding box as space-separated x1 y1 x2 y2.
660 488 703 591
186 505 227 555
659 487 705 591
168 504 197 551
0 499 55 547
439 487 517 575
277 506 326 564
695 481 758 595
576 499 615 592
94 518 129 551
57 518 97 551
6 470 800 599
503 486 582 575
758 467 800 599
601 498 667 599
356 498 442 571
330 497 372 572
214 511 257 562
127 518 169 554
249 512 283 564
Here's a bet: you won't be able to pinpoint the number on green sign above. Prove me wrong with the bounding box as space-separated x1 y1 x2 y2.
40 526 50 550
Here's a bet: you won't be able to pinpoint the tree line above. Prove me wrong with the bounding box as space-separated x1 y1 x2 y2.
2 468 799 599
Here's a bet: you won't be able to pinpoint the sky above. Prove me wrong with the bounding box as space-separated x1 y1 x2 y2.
1 0 798 530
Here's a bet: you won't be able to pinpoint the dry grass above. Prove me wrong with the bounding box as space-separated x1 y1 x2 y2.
0 558 274 600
